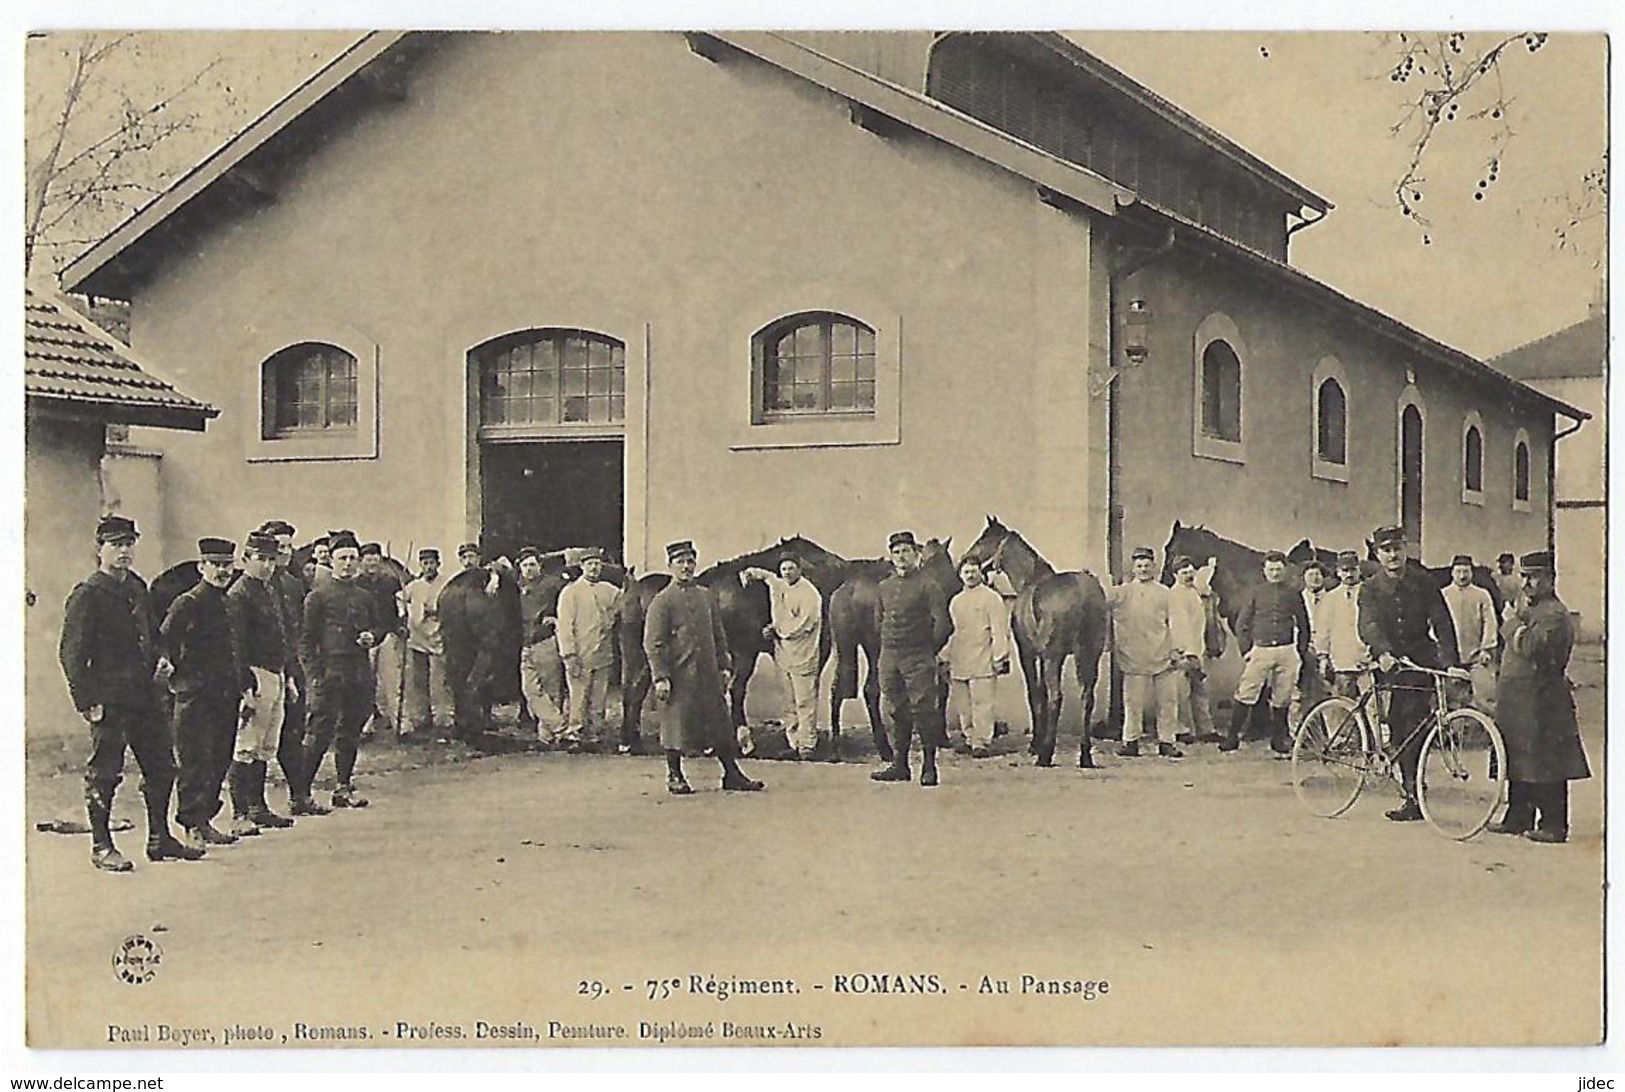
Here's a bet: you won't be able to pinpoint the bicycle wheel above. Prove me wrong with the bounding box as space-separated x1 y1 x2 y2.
1291 697 1371 818
1417 708 1506 840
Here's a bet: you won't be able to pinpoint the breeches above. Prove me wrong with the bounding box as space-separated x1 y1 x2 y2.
521 638 566 724
173 688 238 828
85 700 175 808
1235 645 1300 708
236 666 286 763
304 663 372 788
879 650 944 747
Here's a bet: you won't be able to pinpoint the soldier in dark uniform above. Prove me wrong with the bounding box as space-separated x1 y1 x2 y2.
161 537 255 851
295 530 383 810
1489 551 1590 843
357 542 405 736
870 531 953 787
58 515 204 870
1357 525 1461 822
226 530 298 835
260 519 315 815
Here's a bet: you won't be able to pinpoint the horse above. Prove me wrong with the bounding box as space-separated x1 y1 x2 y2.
437 561 523 741
613 535 850 754
957 517 1110 768
826 538 958 763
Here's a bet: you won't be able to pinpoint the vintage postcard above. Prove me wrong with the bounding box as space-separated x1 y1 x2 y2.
19 18 1608 1055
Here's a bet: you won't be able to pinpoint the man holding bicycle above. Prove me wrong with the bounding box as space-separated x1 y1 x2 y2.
1357 525 1461 822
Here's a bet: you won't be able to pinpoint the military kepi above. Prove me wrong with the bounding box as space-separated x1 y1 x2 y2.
1451 553 1475 568
888 531 919 550
198 537 237 562
666 539 697 561
1336 550 1361 568
1130 545 1155 561
1372 524 1405 547
1519 550 1554 573
95 514 139 543
579 546 606 562
418 547 439 560
359 542 383 557
458 542 480 557
329 531 361 554
245 531 280 556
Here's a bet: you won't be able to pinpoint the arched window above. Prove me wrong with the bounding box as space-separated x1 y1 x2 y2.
261 342 358 439
1461 411 1485 504
1200 340 1242 443
1317 379 1347 464
474 328 625 430
753 312 876 421
1513 429 1532 511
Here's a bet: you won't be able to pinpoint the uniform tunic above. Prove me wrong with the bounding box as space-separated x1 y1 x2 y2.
299 576 383 791
228 573 292 765
1496 594 1589 784
644 579 732 754
876 567 952 748
161 580 248 829
1358 566 1460 792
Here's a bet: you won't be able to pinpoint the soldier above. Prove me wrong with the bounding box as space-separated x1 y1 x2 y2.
742 551 827 760
1489 551 1591 843
357 542 406 736
402 547 455 741
160 537 255 851
941 556 1012 759
516 546 566 744
58 515 203 871
1315 550 1374 700
1109 546 1184 759
870 531 952 787
645 540 763 796
557 546 621 752
225 530 297 836
1223 549 1311 755
1441 553 1498 713
294 530 383 811
457 542 483 571
1357 525 1461 822
260 519 316 815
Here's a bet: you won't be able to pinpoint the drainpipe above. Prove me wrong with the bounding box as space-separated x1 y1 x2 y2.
1550 413 1585 555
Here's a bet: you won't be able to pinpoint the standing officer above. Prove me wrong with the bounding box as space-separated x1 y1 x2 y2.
161 537 255 851
225 530 297 836
871 531 952 787
1490 551 1590 842
259 519 315 815
1357 525 1461 822
295 530 383 811
645 540 763 795
58 515 203 870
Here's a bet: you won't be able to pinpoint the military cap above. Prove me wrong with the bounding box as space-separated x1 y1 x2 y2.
1335 550 1361 568
1302 560 1327 575
259 519 295 537
579 546 607 562
1262 550 1287 564
359 542 383 557
1451 554 1475 568
776 550 802 568
888 531 919 551
245 531 280 556
516 545 541 561
1170 555 1196 573
666 539 697 561
418 547 440 561
1372 525 1405 548
1497 552 1516 564
328 531 362 554
198 537 237 562
1519 551 1554 573
95 514 139 543
311 534 330 549
457 542 481 558
1129 545 1156 561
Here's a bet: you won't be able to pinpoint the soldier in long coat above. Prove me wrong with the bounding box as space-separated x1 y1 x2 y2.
260 519 311 813
58 515 204 870
1489 551 1590 843
644 539 763 796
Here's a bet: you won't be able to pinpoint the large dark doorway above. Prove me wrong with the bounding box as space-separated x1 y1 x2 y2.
1400 404 1424 557
479 440 623 562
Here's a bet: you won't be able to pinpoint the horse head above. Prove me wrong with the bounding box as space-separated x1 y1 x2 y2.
960 516 1051 591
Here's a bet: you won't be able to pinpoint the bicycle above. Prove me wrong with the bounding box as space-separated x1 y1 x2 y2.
1290 658 1506 840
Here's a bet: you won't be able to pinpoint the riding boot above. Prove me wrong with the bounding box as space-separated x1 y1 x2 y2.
665 750 694 795
1526 782 1569 843
143 783 204 862
248 761 294 828
1268 705 1292 755
86 789 131 873
718 746 765 792
228 761 254 820
1220 701 1249 752
919 742 939 787
871 721 913 782
1488 780 1535 835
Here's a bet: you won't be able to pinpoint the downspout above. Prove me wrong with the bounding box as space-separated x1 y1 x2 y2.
1550 413 1585 555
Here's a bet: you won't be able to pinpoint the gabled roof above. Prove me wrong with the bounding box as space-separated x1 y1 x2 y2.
25 286 218 431
1490 313 1607 382
1114 198 1589 425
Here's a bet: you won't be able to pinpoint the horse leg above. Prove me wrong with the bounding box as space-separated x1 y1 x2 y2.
829 636 857 763
731 653 758 755
1019 647 1042 756
1076 663 1098 769
1035 652 1062 767
863 644 892 763
621 662 650 752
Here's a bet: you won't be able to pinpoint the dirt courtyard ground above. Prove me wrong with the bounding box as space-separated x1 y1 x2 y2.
24 647 1605 1049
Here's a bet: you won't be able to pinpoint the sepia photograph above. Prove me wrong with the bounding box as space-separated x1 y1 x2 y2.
15 8 1611 1060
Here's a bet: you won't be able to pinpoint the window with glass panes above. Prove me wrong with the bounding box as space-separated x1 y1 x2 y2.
477 330 625 428
266 343 358 436
1316 377 1347 464
759 314 876 419
1200 340 1242 442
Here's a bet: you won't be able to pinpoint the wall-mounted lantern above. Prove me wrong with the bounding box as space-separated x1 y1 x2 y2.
1122 297 1152 367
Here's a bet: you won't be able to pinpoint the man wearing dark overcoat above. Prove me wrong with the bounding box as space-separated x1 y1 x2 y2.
261 519 315 814
225 530 298 835
59 515 204 870
161 537 255 851
645 539 764 796
1357 525 1461 822
296 530 382 810
1489 551 1590 843
870 531 952 787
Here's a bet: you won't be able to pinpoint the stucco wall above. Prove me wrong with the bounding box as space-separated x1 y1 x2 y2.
25 412 107 754
1114 258 1554 573
129 32 1104 574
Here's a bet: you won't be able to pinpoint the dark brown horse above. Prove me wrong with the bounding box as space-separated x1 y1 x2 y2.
614 536 849 753
826 538 958 763
958 517 1109 768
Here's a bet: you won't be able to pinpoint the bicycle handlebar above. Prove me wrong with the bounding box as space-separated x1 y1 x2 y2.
1392 657 1471 680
